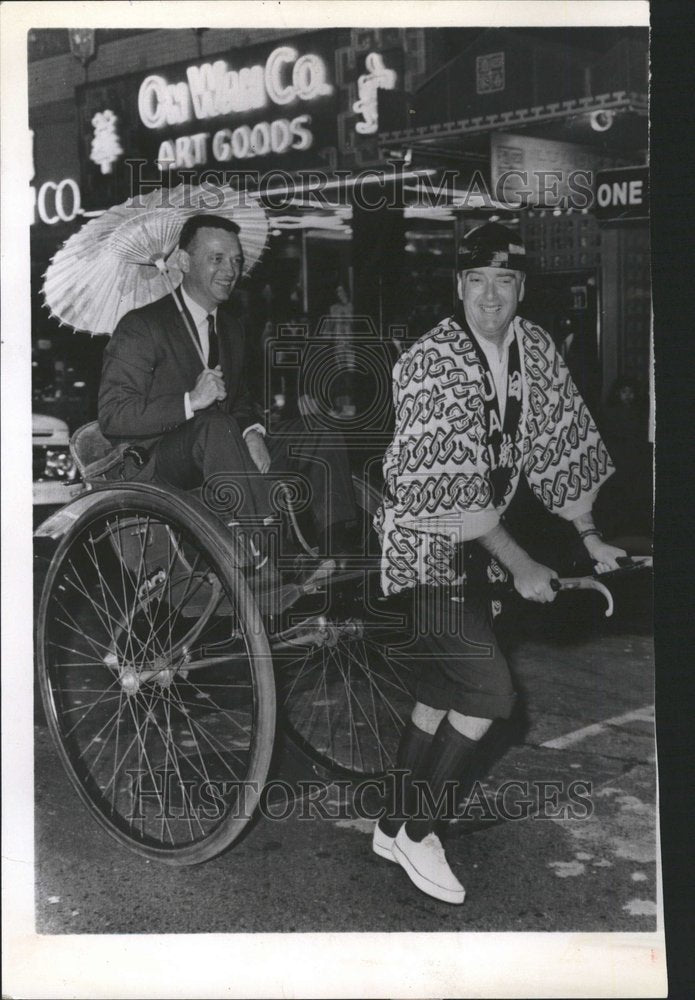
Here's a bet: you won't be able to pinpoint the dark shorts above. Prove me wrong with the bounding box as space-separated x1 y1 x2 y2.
397 586 516 720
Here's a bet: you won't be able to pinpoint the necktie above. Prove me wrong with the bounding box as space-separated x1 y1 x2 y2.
207 313 219 369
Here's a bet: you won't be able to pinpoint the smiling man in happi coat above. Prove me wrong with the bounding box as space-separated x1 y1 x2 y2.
372 222 625 905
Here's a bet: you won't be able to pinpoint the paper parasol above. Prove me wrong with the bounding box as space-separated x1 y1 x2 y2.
43 184 269 337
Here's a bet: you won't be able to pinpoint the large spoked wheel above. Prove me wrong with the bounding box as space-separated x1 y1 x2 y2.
37 487 275 865
276 475 416 778
275 589 415 778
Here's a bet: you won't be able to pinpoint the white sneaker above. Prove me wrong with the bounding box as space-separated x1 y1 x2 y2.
392 825 466 904
372 822 398 863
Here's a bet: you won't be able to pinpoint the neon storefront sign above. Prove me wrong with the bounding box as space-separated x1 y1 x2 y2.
155 114 312 170
137 46 333 169
138 47 333 128
33 179 82 224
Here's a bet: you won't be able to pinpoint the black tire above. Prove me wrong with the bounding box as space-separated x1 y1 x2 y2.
276 474 416 778
37 486 275 865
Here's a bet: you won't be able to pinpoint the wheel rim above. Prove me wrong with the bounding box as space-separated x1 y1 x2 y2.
40 504 269 857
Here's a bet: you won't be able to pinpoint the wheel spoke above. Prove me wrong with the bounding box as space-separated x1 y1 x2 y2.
110 688 125 815
60 676 124 740
123 685 177 843
83 530 130 629
53 602 120 661
64 556 120 652
141 686 205 842
149 548 207 646
144 527 187 653
321 653 335 765
285 651 328 745
360 636 414 695
139 576 225 665
329 641 390 769
182 673 254 739
59 692 123 715
107 519 143 672
98 708 153 800
168 690 251 779
343 638 409 735
110 514 167 670
47 640 113 665
325 642 364 772
77 695 132 775
280 645 322 702
280 620 413 775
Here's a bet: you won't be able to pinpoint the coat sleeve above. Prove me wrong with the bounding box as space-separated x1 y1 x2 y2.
521 323 614 519
385 328 500 541
98 311 187 439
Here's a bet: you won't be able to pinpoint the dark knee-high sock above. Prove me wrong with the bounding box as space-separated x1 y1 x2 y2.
377 720 434 837
405 718 479 842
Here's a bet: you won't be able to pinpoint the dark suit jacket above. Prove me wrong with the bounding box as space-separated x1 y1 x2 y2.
98 291 260 455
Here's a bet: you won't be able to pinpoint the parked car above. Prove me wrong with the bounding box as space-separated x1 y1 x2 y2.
33 413 83 508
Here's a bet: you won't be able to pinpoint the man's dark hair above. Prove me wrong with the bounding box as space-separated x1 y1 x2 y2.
178 214 241 251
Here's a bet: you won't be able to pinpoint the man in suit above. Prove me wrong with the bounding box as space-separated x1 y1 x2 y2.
98 214 356 558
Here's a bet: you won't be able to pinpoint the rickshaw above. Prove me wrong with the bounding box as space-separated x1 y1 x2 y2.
35 182 419 866
35 422 416 866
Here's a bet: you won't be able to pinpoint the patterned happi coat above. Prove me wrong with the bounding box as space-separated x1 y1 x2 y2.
376 314 614 596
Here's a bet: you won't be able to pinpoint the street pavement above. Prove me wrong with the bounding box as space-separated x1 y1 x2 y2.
32 545 658 935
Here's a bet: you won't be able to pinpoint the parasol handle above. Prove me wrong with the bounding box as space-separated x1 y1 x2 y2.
152 256 209 369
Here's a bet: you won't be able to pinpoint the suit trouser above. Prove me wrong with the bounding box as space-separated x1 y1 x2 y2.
151 409 356 531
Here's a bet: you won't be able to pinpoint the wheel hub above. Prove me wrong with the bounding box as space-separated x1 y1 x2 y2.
116 654 179 694
154 667 176 689
273 615 366 651
340 617 365 640
120 669 140 695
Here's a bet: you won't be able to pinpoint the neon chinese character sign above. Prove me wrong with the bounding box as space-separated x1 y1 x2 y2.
353 52 397 135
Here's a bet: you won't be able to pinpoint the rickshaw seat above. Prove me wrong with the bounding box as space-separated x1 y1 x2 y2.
70 421 128 481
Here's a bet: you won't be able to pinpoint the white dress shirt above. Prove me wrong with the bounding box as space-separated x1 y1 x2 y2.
413 324 518 541
180 285 264 437
181 285 214 365
475 320 595 521
476 324 516 424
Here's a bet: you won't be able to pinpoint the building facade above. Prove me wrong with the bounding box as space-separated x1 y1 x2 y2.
29 26 649 429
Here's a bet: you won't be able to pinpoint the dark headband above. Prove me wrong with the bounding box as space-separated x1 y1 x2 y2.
457 223 526 273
